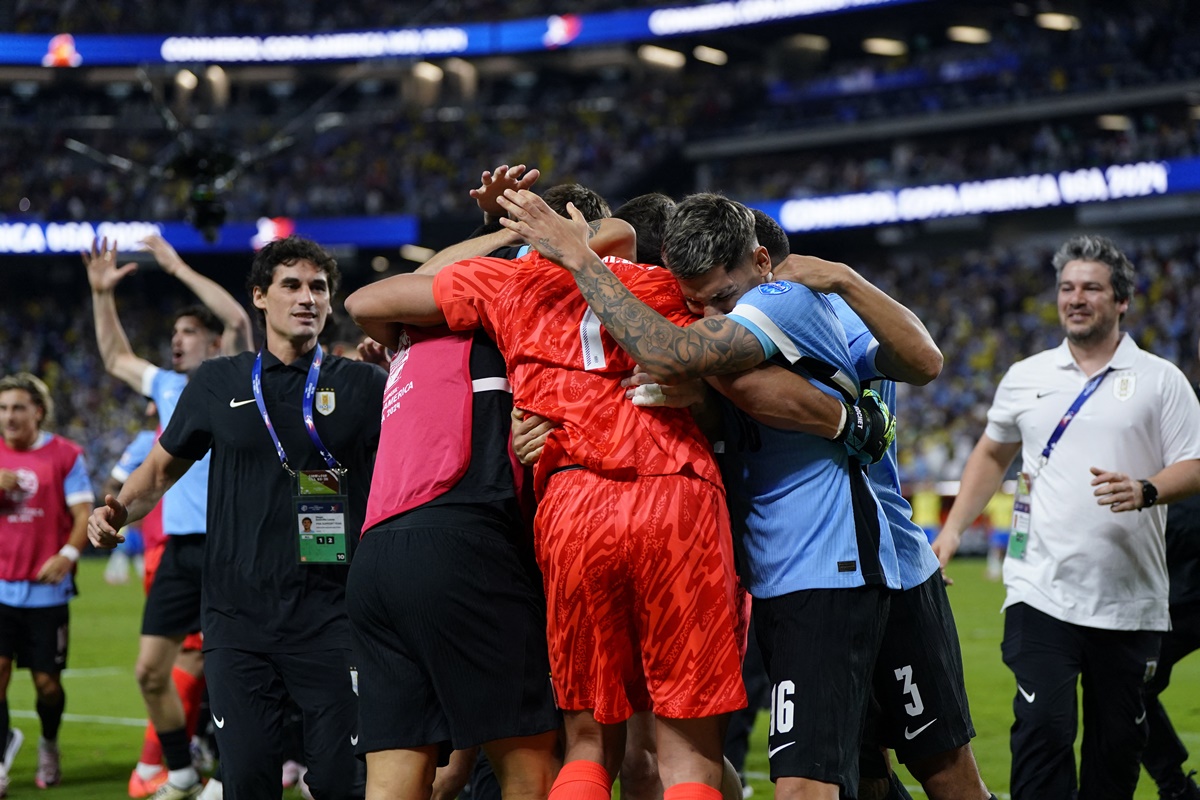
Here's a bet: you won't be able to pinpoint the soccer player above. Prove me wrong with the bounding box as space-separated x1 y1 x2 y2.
345 166 562 800
750 212 993 800
497 189 901 800
83 234 251 797
0 373 93 793
344 212 747 800
89 235 384 800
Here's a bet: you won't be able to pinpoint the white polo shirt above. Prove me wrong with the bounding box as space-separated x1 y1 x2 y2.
985 334 1200 631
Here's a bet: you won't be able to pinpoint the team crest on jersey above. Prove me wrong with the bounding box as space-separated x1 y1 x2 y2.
315 390 336 416
1112 372 1136 402
757 281 792 295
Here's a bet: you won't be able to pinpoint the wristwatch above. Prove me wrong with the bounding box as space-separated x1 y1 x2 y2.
1139 479 1159 509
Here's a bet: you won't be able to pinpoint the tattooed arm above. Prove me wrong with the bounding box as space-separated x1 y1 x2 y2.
498 189 766 383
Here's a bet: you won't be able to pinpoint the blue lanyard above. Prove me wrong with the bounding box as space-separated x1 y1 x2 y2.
1037 367 1113 466
252 344 344 476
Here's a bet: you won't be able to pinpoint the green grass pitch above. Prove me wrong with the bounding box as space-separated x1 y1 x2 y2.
3 558 1196 798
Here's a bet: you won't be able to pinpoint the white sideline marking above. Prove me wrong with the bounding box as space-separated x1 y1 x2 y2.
61 667 127 678
10 710 144 727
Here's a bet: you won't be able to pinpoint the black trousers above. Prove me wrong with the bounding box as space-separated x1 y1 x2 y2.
1001 603 1160 800
1143 601 1200 787
205 647 365 800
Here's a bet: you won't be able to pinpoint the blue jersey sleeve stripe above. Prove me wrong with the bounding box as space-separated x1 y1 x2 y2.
728 305 794 362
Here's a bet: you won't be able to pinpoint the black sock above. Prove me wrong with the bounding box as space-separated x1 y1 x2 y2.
35 693 64 743
0 700 9 750
158 726 192 772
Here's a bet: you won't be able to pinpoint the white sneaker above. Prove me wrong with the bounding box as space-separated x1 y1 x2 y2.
35 737 61 788
1 729 23 776
105 550 131 584
281 760 303 788
150 780 203 800
196 779 223 800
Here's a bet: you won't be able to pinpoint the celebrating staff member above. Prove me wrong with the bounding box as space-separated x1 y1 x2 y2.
89 236 385 800
934 235 1200 800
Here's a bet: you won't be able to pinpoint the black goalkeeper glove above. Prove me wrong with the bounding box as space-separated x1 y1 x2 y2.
833 389 896 465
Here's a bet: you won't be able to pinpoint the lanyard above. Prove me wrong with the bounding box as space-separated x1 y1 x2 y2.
1036 367 1113 470
252 344 344 476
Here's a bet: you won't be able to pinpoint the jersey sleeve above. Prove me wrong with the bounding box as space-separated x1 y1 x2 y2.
1158 366 1200 465
826 295 882 383
158 363 215 461
431 257 519 338
63 453 94 507
983 364 1024 444
727 282 860 398
111 430 156 482
141 364 161 399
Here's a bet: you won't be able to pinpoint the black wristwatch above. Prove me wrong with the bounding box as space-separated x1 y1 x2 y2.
1139 479 1159 509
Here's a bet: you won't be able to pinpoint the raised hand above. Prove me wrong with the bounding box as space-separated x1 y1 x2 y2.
82 237 138 293
470 164 541 219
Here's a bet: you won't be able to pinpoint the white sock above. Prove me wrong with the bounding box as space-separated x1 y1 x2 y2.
135 762 164 780
168 766 199 788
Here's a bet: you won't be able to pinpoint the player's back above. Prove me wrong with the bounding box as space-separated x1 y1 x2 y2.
436 254 721 496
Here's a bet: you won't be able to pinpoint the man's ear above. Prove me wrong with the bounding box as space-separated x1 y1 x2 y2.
753 245 772 278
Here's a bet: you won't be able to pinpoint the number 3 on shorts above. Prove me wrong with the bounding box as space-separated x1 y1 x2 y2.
894 664 925 717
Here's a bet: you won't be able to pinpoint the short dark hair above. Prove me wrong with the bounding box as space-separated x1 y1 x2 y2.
751 209 791 268
662 193 757 279
0 372 53 428
542 184 611 222
1051 234 1135 304
174 305 224 337
246 236 341 329
614 193 676 266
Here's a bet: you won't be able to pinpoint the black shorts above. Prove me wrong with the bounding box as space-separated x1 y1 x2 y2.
142 534 204 638
753 585 890 797
871 572 974 763
347 504 559 762
0 603 69 673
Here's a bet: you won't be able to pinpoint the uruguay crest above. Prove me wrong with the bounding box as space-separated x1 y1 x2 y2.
1113 372 1136 402
315 390 336 416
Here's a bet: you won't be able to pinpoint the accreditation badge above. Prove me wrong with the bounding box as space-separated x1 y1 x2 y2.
294 469 349 564
1008 471 1033 560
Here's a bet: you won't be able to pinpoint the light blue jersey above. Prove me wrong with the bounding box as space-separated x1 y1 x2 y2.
827 295 941 590
722 281 900 597
143 367 209 535
111 430 157 483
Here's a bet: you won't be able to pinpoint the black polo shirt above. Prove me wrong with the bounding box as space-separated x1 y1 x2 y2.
159 347 386 653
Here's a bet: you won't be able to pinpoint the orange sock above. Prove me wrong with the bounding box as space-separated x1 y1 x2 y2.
173 667 206 737
664 782 723 800
548 760 612 800
138 667 206 767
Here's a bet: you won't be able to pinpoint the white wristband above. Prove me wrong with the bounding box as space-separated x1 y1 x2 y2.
58 544 80 563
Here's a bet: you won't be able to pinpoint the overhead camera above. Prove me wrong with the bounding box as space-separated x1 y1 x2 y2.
186 183 227 244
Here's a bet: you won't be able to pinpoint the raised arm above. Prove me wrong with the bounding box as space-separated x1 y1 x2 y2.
932 434 1021 568
498 190 765 383
83 237 154 391
773 254 942 385
88 442 194 549
141 234 253 355
344 274 443 348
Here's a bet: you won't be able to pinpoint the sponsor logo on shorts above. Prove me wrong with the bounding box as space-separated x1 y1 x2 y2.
228 398 256 408
903 718 938 740
767 741 795 758
212 714 225 728
1017 684 1036 703
350 734 359 746
1134 710 1147 725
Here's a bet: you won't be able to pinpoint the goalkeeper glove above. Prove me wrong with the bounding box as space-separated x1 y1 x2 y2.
834 389 895 465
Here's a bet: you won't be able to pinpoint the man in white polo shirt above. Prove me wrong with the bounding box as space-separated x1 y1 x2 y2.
932 234 1200 800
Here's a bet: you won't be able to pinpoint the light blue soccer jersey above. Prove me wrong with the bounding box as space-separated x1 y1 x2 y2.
722 281 900 597
827 295 941 589
0 432 92 607
111 430 157 483
144 367 209 535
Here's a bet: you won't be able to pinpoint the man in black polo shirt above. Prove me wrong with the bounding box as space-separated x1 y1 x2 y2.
89 236 385 800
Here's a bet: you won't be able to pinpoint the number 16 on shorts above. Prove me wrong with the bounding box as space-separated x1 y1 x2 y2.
770 680 795 736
